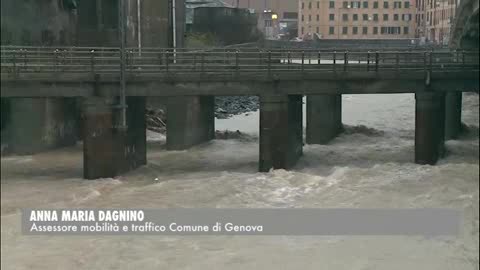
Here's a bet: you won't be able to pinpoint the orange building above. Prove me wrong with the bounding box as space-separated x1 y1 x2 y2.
298 0 417 39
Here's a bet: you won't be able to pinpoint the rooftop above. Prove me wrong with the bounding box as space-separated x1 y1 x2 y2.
186 0 235 24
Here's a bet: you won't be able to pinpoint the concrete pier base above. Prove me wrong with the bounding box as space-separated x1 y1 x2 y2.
444 92 463 140
166 96 215 150
6 98 78 154
259 95 303 172
306 94 343 145
83 97 146 180
120 97 147 172
415 92 446 165
83 97 117 179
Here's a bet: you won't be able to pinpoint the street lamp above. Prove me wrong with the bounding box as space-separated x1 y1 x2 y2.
118 0 127 130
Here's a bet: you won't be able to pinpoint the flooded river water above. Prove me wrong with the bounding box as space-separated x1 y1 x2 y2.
1 94 478 270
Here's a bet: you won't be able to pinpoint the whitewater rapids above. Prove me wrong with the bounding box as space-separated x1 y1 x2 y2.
1 93 478 270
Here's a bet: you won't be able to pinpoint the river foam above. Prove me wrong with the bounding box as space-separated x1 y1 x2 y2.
1 94 478 270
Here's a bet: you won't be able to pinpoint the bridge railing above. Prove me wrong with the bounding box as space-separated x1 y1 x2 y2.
1 46 479 79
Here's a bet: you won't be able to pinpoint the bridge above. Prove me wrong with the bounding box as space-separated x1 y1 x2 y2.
1 46 479 96
1 46 479 179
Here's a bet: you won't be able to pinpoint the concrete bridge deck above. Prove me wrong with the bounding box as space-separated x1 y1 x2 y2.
1 46 478 97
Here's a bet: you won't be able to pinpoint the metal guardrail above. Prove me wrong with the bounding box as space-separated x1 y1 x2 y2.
1 46 479 79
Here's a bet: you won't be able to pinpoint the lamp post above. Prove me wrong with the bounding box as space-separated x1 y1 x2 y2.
137 0 142 56
118 0 127 130
172 0 177 63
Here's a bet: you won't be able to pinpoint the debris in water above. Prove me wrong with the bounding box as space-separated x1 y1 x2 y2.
146 108 167 134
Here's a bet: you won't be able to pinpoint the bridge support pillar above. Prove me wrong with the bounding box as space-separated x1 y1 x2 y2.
259 95 303 172
306 94 343 144
444 92 463 140
83 97 146 180
415 92 446 165
6 98 78 155
121 97 147 172
166 96 215 150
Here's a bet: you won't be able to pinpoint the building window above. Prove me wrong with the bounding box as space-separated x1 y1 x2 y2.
373 14 379 21
302 15 304 22
373 26 378 34
329 1 335 8
383 1 389 8
363 26 368 34
394 14 399 20
342 27 348 34
329 26 335 34
404 26 409 34
20 29 31 44
373 1 379 8
363 14 369 20
353 14 359 20
309 15 312 21
351 1 361 8
284 12 298 19
316 14 320 21
308 2 312 9
317 1 320 8
343 14 349 21
353 27 358 34
404 1 410 8
41 30 55 46
329 14 335 20
316 26 319 33
302 2 304 9
343 1 349 8
100 0 118 29
363 1 369 8
380 26 402 34
383 14 389 21
394 1 402 8
59 29 67 45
